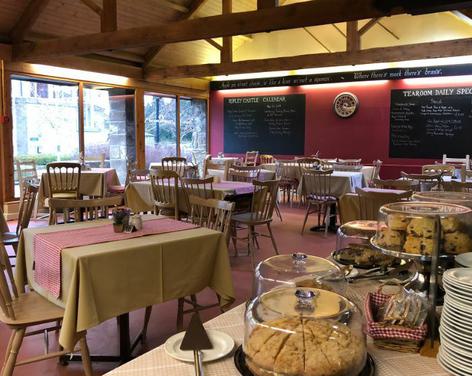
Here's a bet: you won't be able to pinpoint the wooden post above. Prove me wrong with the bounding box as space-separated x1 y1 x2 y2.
221 0 232 63
257 0 278 9
78 82 85 157
1 70 13 202
176 95 181 157
346 21 360 51
134 88 145 169
101 0 117 32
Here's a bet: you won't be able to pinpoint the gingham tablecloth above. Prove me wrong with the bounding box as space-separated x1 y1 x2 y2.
105 281 449 376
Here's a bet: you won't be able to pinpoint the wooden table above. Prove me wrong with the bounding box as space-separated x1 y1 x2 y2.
15 215 235 362
104 279 448 376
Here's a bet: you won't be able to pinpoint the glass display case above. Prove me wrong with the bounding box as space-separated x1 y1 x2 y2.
243 287 367 376
412 191 472 209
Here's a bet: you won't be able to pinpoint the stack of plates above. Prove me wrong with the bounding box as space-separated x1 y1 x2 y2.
438 268 472 376
455 253 472 268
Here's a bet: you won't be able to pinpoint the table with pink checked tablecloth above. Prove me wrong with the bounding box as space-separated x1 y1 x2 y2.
16 215 235 352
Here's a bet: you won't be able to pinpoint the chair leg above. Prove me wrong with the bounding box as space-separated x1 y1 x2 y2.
267 223 279 255
177 298 184 332
301 202 311 235
275 202 282 221
324 204 331 237
231 223 238 257
79 334 93 376
249 229 256 270
1 328 25 376
141 306 152 344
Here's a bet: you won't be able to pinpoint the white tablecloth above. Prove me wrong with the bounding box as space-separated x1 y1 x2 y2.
211 157 240 165
105 281 448 376
207 169 275 182
300 170 365 198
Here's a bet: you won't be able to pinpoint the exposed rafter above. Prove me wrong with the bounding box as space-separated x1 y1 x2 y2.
221 0 232 63
9 0 50 43
101 0 117 32
205 38 223 51
15 0 472 62
79 0 102 15
143 0 207 68
346 21 360 51
359 18 380 35
145 37 472 79
158 0 189 13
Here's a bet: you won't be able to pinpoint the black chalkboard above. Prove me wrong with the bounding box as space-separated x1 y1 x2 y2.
390 88 472 158
224 94 305 154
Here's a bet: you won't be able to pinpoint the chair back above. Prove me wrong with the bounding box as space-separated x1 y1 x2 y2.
204 160 231 180
373 178 419 191
337 158 362 166
244 151 259 167
46 162 81 198
259 155 274 164
302 168 334 199
150 169 180 220
296 158 321 177
126 161 150 184
48 195 123 225
85 152 106 168
356 187 412 220
422 164 455 176
250 180 280 221
182 177 214 199
443 154 470 170
16 182 39 236
15 159 39 193
400 171 442 192
275 160 299 181
162 157 187 177
228 168 258 183
189 195 234 239
0 208 9 233
0 243 19 319
442 181 472 192
368 160 383 187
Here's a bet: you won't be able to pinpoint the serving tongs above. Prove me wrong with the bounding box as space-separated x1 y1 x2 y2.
346 261 414 283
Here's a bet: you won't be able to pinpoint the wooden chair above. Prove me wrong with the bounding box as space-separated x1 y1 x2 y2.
46 162 81 199
356 188 412 220
0 244 93 376
400 171 442 192
275 160 299 205
367 160 383 187
203 159 232 181
161 157 187 177
15 159 39 194
2 182 38 255
301 169 337 236
442 154 470 170
231 180 280 268
182 176 214 199
150 169 183 220
296 157 322 176
48 195 123 225
244 151 259 167
442 181 472 193
422 164 455 176
227 168 259 183
337 158 362 166
373 178 419 190
259 155 274 164
85 152 106 168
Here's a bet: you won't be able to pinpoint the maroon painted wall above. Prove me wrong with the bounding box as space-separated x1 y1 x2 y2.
209 75 472 179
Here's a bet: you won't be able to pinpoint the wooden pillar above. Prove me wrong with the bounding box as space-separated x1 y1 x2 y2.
78 82 85 156
221 0 232 63
1 70 13 202
176 95 181 157
346 21 360 52
134 88 145 169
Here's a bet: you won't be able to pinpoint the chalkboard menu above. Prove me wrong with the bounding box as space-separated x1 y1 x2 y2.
224 94 305 154
390 87 472 158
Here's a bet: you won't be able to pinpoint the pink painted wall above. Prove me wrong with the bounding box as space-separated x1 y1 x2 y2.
209 75 472 179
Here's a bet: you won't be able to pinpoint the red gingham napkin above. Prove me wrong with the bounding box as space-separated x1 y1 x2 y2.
33 218 198 298
364 291 428 341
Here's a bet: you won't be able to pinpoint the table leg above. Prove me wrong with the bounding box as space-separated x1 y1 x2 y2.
309 203 338 233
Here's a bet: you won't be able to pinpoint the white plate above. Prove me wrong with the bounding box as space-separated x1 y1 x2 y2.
444 268 472 287
440 326 472 349
441 308 472 331
444 289 472 306
445 296 472 313
456 253 472 268
164 330 234 363
443 281 472 298
440 345 472 374
444 301 472 319
438 350 470 376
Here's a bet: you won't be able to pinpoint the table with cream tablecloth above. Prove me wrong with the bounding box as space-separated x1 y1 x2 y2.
300 170 365 198
125 180 254 213
104 279 448 376
207 168 275 182
37 168 121 210
15 215 235 351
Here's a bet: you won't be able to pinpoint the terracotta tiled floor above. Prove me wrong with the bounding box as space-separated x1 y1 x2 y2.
0 204 336 375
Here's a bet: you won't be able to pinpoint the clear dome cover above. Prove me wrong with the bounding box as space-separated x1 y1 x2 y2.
254 253 345 295
371 201 472 259
244 287 366 376
412 191 472 209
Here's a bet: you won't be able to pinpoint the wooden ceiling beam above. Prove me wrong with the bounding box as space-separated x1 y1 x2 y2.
346 21 360 51
205 39 223 50
158 0 189 13
459 8 472 18
101 0 117 32
0 44 12 62
143 0 207 68
145 37 472 79
15 0 467 62
358 18 380 35
221 0 232 63
257 0 279 9
79 0 102 15
9 0 51 43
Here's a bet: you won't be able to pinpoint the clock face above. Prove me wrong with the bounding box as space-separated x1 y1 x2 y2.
333 92 359 118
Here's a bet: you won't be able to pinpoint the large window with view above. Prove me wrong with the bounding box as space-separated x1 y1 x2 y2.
179 97 207 166
11 77 80 196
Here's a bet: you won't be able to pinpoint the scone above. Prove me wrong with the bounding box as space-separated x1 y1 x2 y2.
387 214 409 231
407 217 436 238
444 232 472 254
378 227 405 250
403 236 422 254
441 217 462 233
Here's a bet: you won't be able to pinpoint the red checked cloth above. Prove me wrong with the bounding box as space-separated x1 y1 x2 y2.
33 218 198 298
365 290 428 341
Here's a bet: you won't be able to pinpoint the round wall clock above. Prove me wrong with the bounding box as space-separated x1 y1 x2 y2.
333 92 359 118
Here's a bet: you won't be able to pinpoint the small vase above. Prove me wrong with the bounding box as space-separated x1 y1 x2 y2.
113 223 124 233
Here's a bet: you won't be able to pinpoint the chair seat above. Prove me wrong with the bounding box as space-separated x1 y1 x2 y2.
307 194 338 203
108 185 125 194
2 232 18 245
231 212 271 225
0 291 64 326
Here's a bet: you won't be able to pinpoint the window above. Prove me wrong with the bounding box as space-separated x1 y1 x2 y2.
144 94 177 165
179 97 207 165
11 77 80 196
84 86 135 183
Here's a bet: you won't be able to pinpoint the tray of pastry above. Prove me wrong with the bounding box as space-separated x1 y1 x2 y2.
332 243 400 269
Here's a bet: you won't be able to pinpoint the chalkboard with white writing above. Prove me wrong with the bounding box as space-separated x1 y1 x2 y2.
389 87 472 158
224 94 305 154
